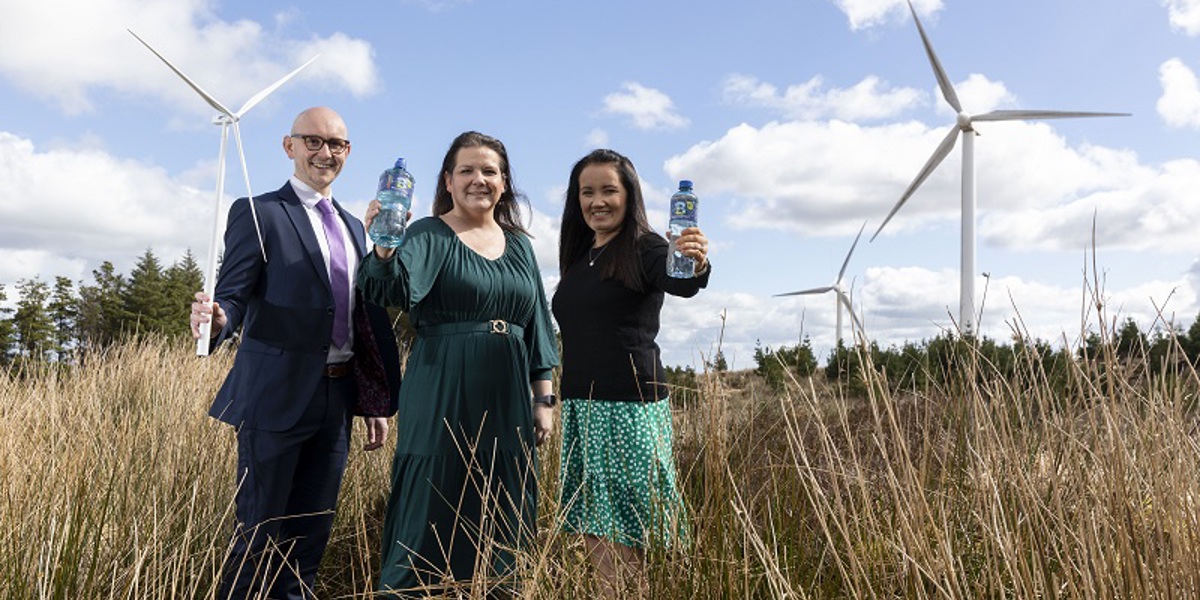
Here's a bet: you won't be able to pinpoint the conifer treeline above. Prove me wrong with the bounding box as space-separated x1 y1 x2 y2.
751 316 1200 393
9 248 1195 392
0 248 203 364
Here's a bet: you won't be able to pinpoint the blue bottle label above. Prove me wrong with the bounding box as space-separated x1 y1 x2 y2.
672 198 695 219
379 170 413 194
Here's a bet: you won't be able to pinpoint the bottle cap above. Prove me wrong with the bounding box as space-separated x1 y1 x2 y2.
394 158 406 170
679 180 693 189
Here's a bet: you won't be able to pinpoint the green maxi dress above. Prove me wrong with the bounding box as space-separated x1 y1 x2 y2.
356 216 558 596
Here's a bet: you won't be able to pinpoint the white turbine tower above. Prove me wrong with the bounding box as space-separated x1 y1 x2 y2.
776 222 866 345
871 1 1127 336
129 30 317 356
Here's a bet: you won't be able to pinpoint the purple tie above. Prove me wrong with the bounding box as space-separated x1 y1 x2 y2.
316 198 350 348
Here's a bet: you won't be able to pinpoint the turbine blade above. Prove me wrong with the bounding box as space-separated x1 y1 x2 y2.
836 221 867 283
971 109 1131 122
235 55 320 117
128 29 234 117
198 123 231 356
908 1 961 113
775 286 834 297
839 291 865 336
871 125 960 242
232 122 268 262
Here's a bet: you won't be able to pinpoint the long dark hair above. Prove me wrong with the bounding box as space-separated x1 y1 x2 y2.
559 149 655 291
432 131 529 234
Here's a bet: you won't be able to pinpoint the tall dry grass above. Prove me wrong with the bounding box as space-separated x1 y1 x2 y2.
4 319 1200 598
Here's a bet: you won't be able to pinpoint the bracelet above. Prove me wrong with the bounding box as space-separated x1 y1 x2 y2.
533 393 557 407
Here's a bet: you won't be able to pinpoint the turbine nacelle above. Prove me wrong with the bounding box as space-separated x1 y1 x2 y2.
956 112 973 130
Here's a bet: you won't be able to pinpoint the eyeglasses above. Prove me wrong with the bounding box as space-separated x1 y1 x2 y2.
290 134 351 155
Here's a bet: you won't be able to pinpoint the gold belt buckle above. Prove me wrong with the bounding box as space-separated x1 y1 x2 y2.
489 319 509 335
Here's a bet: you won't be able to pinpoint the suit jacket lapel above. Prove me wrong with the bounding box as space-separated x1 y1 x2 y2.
333 199 368 258
279 182 334 295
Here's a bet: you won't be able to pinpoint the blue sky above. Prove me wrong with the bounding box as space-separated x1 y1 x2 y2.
1 0 1199 368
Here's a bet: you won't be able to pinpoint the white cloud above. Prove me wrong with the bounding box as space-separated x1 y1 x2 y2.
937 74 1018 116
0 131 216 283
665 119 947 236
602 82 690 131
723 74 924 121
585 129 610 147
527 205 561 275
660 291 771 369
831 0 944 31
0 0 378 115
292 33 379 98
856 266 963 340
1157 58 1200 128
1164 0 1200 35
0 250 89 290
664 106 1148 250
982 156 1200 253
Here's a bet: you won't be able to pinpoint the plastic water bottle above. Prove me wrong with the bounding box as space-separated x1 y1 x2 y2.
667 180 698 278
368 158 415 248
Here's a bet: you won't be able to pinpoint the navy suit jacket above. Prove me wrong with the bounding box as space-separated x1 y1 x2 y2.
208 182 401 432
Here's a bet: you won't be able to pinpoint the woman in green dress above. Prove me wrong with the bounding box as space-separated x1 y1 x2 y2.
358 131 558 597
551 149 711 597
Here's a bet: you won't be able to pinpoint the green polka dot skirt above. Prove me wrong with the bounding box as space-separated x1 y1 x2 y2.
558 397 689 549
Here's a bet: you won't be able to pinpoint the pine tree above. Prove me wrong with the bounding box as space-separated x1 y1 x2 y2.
77 261 129 350
1115 318 1145 360
48 276 77 360
0 284 15 364
123 248 172 336
165 249 204 339
712 350 728 372
793 336 818 377
13 278 54 361
1185 311 1200 364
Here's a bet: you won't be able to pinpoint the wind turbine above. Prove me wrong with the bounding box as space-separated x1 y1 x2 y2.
870 1 1127 336
129 30 317 356
776 222 866 345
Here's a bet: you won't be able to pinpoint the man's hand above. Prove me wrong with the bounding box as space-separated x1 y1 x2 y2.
363 416 389 451
190 291 227 339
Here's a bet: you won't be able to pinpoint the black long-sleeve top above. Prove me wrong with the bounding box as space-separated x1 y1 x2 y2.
551 234 710 402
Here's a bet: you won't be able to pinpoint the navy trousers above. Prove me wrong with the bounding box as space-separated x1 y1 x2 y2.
217 375 354 600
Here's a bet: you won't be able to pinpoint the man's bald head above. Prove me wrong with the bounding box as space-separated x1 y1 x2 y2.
284 106 351 196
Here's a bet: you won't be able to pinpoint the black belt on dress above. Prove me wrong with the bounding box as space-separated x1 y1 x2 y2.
323 361 352 378
417 319 524 338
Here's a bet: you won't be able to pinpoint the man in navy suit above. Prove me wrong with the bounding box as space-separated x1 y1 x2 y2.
190 106 401 599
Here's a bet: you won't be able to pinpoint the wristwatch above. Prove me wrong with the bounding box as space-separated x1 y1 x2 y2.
533 393 558 407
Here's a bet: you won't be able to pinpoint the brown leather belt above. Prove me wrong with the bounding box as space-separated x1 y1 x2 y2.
323 362 352 378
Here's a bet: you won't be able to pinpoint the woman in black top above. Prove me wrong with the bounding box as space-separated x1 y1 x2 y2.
551 149 710 596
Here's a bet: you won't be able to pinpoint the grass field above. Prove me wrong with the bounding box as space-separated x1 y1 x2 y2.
5 322 1200 598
